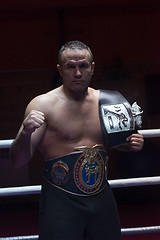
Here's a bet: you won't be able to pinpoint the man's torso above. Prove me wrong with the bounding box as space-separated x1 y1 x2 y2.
33 87 104 160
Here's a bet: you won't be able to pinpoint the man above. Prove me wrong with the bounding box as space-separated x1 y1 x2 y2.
10 41 144 240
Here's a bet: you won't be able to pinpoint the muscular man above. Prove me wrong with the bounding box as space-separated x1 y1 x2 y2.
10 41 144 240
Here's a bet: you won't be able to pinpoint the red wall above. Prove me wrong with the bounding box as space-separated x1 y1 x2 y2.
1 2 160 71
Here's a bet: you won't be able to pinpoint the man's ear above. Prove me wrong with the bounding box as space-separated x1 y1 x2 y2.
57 64 63 77
91 62 95 75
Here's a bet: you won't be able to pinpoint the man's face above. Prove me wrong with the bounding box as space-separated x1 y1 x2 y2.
57 49 95 92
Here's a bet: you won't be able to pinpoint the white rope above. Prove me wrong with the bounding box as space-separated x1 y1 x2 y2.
0 139 13 149
138 129 160 138
0 185 41 196
0 176 160 196
109 176 160 188
121 225 160 234
1 129 160 149
0 236 38 240
0 226 160 239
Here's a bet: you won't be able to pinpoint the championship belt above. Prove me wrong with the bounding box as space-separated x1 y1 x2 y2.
99 90 143 147
44 145 107 196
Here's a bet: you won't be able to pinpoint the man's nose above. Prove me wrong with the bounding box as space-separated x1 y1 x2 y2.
75 67 82 77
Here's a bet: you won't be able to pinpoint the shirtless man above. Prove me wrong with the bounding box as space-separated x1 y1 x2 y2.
10 41 144 240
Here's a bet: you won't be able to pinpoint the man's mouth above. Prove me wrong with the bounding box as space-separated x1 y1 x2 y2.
73 79 83 83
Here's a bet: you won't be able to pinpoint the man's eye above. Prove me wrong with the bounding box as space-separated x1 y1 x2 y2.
67 65 75 69
80 64 89 68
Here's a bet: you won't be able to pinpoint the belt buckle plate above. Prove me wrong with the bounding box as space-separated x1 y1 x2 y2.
74 146 105 194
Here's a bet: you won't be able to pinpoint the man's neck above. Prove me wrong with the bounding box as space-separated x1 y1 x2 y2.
62 85 89 101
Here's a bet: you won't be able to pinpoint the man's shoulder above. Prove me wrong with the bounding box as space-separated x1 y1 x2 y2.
88 87 100 97
33 87 61 101
26 87 61 111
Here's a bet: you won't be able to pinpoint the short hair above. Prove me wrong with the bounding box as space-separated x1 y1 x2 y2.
58 40 94 65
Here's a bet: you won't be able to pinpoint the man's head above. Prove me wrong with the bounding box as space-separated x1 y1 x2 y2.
58 41 93 66
57 41 95 95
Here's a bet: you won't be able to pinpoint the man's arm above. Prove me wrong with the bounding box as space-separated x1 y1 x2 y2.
114 133 144 152
10 109 45 168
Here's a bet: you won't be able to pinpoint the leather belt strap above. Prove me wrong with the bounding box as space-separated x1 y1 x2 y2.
44 145 107 196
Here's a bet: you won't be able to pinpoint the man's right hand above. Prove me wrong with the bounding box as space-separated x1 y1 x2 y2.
22 110 45 135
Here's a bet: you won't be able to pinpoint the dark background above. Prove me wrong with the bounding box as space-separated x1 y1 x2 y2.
0 0 160 239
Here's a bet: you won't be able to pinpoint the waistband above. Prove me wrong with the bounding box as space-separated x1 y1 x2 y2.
43 145 107 196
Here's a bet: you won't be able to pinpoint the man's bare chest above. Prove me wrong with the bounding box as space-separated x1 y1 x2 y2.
46 100 102 141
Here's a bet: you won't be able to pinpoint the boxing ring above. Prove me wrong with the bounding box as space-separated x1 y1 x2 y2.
0 129 160 240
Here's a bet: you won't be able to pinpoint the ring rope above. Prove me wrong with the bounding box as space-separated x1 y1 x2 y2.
0 129 160 149
0 236 38 240
0 176 160 196
138 129 160 138
1 225 160 239
0 185 41 197
0 139 13 149
109 176 160 188
121 225 160 234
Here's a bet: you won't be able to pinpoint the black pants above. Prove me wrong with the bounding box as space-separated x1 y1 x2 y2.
39 179 121 240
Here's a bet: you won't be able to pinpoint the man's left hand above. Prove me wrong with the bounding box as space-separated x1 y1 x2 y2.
126 133 144 152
